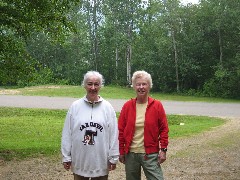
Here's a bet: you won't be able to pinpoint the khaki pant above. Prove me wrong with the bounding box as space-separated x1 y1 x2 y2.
74 174 108 180
125 152 164 180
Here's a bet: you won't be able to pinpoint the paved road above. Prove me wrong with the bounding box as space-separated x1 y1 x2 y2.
0 95 240 118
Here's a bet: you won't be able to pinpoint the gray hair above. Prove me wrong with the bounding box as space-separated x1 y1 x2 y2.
82 71 104 87
131 70 153 88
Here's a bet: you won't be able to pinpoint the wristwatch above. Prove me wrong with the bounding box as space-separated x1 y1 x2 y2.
161 148 167 152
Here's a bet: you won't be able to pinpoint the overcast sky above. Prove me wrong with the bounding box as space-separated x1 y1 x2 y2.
181 0 199 5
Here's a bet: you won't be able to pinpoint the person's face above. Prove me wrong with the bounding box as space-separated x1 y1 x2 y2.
133 77 150 97
85 76 101 101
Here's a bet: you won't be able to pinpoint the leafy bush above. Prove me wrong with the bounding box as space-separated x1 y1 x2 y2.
203 64 240 98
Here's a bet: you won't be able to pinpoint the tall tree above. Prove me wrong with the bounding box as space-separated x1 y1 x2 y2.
0 0 80 85
161 0 182 92
81 0 105 71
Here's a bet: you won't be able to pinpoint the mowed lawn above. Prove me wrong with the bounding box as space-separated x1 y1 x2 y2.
0 107 225 161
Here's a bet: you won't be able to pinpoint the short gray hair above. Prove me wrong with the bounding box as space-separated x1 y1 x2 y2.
82 71 104 87
131 70 153 88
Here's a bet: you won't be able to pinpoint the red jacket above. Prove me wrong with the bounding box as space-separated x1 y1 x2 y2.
118 97 169 155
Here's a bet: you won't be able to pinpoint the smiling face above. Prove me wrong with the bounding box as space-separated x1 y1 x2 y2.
85 75 101 102
133 77 150 99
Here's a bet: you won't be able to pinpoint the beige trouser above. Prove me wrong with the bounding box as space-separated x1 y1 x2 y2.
74 174 108 180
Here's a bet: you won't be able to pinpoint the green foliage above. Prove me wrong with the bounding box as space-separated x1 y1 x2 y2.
27 67 54 86
203 63 240 98
0 107 225 161
0 32 37 86
1 0 240 98
0 0 80 85
1 0 78 38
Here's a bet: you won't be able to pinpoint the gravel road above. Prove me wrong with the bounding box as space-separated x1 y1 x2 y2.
1 95 240 118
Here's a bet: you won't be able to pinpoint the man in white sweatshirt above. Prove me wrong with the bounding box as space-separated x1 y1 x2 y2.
61 71 119 180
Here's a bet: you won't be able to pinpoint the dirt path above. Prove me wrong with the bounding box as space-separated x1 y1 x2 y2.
163 117 240 180
1 117 239 180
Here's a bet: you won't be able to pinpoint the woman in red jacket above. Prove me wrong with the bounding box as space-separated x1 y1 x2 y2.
118 70 169 180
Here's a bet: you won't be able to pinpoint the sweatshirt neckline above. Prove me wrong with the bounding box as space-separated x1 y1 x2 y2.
83 95 103 104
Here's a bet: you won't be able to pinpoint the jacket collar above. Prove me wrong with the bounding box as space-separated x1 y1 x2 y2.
83 95 103 104
131 96 155 106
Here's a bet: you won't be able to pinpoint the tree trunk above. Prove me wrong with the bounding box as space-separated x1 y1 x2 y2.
172 29 180 92
115 47 118 80
93 0 98 70
126 44 132 85
218 28 223 65
126 21 132 85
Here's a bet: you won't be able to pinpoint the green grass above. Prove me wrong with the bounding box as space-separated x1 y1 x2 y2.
167 115 225 138
0 107 225 161
0 107 67 161
6 85 136 99
1 85 240 103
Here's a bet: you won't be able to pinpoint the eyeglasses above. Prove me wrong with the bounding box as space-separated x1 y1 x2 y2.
87 82 100 87
135 83 148 87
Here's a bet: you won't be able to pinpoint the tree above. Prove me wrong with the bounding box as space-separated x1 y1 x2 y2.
200 0 240 98
1 0 78 39
161 0 183 92
0 0 80 85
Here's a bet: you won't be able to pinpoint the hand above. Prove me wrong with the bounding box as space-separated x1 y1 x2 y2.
158 151 167 164
119 155 125 164
108 162 116 171
63 162 71 171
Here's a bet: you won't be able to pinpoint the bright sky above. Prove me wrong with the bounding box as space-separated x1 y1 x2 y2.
181 0 199 5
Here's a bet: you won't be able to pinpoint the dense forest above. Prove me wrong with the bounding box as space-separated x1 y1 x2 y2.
1 0 239 98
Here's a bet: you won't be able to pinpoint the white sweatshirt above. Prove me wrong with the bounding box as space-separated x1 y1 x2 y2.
61 96 119 177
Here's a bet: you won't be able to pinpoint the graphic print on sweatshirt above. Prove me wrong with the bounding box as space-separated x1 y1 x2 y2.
82 130 97 145
79 121 104 145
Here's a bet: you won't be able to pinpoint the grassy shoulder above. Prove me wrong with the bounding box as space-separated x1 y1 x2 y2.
0 107 225 161
1 85 239 103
